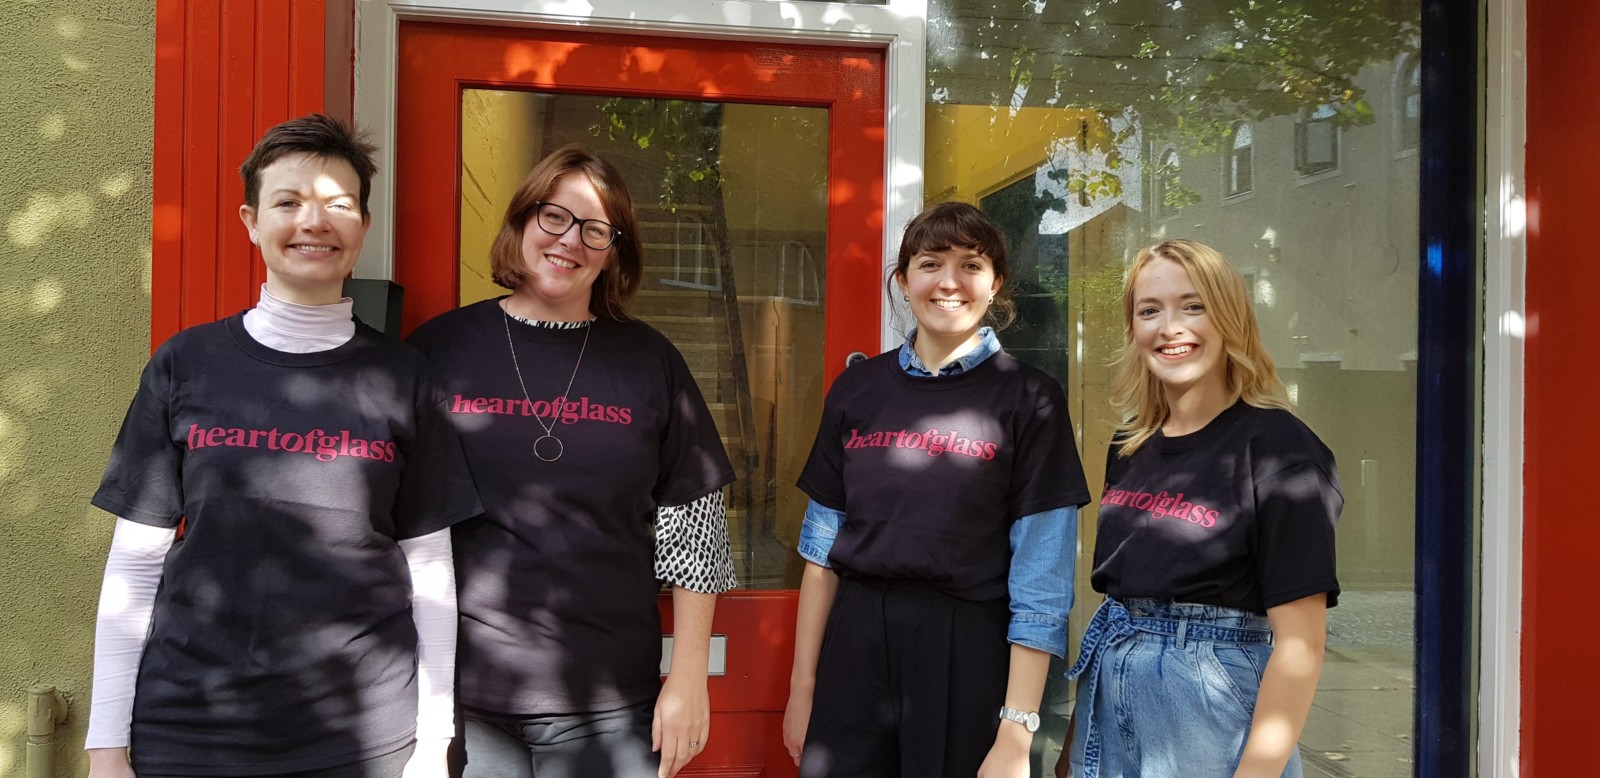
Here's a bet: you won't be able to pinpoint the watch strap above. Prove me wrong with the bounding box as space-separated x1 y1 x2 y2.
998 705 1040 733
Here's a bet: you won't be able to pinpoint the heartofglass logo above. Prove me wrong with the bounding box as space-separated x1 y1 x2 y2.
1100 488 1220 527
844 426 998 460
450 394 633 425
186 424 396 462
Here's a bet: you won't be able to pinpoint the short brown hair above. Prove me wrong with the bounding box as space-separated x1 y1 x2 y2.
891 201 1016 329
489 145 642 321
239 114 378 216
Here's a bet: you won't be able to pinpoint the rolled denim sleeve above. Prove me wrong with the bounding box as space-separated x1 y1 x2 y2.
1007 506 1078 658
797 498 844 568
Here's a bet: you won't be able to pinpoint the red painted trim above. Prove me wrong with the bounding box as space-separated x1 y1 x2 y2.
151 0 356 349
393 22 885 385
151 0 186 347
179 0 220 331
219 1 257 316
1523 0 1600 773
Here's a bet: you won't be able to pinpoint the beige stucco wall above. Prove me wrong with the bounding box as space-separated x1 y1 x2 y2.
0 1 154 775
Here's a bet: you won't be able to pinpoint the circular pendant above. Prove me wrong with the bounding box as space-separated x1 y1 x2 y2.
533 434 564 462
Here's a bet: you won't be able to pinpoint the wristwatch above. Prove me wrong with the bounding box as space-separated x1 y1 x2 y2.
998 706 1040 733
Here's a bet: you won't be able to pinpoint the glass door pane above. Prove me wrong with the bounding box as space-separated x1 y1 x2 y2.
925 1 1424 773
460 89 830 588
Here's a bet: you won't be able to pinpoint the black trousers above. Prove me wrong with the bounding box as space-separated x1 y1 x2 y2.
139 742 415 778
800 577 1011 778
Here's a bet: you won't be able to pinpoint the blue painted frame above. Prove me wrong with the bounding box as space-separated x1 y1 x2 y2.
1413 1 1478 776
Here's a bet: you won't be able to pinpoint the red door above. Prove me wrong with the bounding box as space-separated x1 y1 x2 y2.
394 21 885 776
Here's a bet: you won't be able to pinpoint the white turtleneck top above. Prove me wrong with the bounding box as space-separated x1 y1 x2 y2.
241 285 358 352
88 286 457 757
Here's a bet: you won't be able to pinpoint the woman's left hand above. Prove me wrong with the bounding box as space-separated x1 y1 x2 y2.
653 671 710 778
976 724 1033 778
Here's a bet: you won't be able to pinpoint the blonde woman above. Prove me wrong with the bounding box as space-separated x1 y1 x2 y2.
1063 239 1341 778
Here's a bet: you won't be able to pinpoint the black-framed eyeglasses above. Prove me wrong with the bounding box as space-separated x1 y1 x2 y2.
531 201 622 251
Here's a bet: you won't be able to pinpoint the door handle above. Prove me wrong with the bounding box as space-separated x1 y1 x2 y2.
846 351 869 368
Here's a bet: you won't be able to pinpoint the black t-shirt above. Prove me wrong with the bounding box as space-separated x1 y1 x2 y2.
796 350 1091 601
91 314 482 776
407 299 735 715
1090 401 1342 614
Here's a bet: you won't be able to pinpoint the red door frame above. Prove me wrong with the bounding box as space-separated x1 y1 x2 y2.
394 21 886 775
393 21 886 368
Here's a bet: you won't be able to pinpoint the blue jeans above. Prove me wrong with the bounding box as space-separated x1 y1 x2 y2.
1066 598 1302 778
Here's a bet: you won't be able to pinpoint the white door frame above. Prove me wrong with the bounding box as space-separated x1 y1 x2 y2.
1480 0 1526 773
353 0 925 351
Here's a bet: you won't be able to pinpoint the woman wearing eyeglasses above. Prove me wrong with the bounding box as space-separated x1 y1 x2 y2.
407 145 736 778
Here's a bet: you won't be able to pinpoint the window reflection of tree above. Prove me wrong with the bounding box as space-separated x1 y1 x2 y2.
926 0 1418 194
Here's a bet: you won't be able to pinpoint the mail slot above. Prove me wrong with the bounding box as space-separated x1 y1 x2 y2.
660 634 729 676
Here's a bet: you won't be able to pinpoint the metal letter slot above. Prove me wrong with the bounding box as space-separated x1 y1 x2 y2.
659 634 728 676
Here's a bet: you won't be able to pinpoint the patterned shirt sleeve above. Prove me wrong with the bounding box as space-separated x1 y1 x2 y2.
655 488 739 594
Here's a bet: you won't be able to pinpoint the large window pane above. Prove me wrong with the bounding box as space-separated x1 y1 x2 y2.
926 2 1422 774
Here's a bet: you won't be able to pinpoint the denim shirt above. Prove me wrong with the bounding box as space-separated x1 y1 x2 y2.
797 327 1079 658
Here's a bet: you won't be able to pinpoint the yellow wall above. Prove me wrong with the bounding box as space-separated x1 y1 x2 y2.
459 89 543 306
925 105 1096 204
0 2 154 775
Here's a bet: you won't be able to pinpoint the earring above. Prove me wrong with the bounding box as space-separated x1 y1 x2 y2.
903 295 909 302
988 295 995 304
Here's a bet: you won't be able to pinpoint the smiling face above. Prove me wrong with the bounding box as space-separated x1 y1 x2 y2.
897 246 1002 345
239 152 369 304
513 173 615 321
1130 256 1229 400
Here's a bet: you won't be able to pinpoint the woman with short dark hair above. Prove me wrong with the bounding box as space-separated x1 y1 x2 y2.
86 113 481 778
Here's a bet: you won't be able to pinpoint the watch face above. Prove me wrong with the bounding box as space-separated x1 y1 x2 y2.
1024 711 1040 732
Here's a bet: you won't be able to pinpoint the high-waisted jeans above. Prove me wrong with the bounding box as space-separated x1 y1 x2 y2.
1066 598 1302 778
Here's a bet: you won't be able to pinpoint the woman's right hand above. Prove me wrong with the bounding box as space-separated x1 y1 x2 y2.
784 561 838 770
781 688 812 766
87 747 135 778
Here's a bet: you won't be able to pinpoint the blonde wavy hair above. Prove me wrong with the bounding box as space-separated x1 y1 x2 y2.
1111 239 1291 456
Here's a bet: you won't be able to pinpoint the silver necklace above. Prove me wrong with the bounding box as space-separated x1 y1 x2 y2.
503 307 591 462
